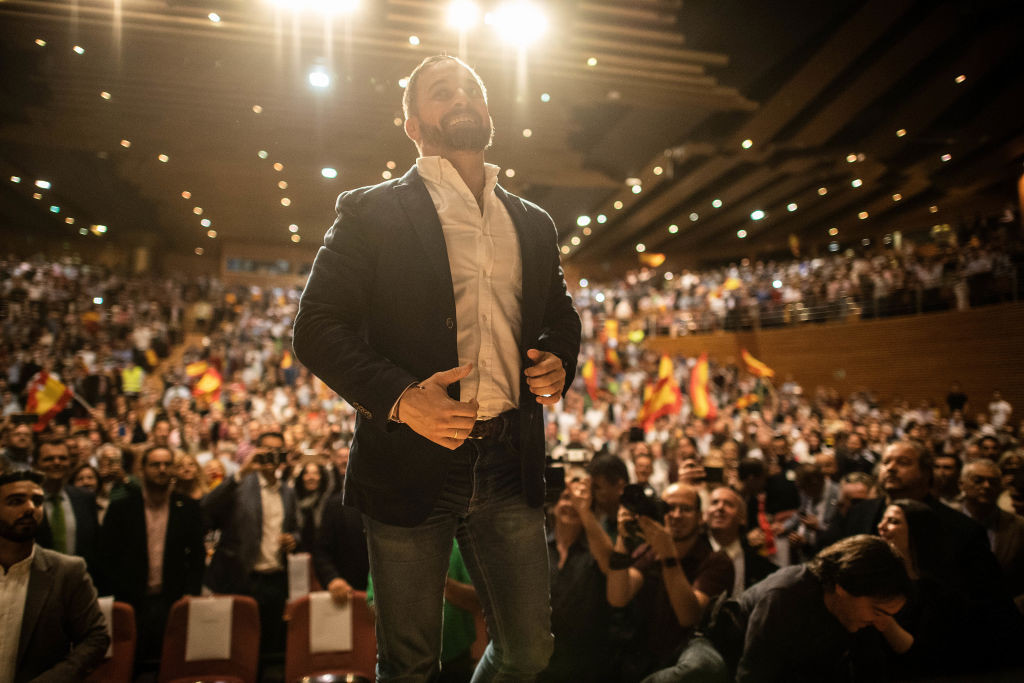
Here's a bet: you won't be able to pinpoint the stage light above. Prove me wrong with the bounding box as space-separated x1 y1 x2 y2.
818 187 828 196
408 35 420 46
851 178 862 188
653 166 663 175
668 224 678 234
491 2 547 45
73 45 85 55
892 193 902 201
65 217 74 224
398 78 409 89
561 245 570 254
289 224 299 233
201 218 211 227
100 91 111 100
631 185 642 194
504 168 515 178
49 205 60 213
929 205 938 213
665 272 674 281
382 171 392 179
613 201 623 210
93 297 103 305
828 242 839 252
32 193 41 200
35 180 50 189
741 139 753 149
158 154 169 163
846 154 857 163
93 224 108 234
291 234 302 243
270 0 358 14
635 243 646 253
689 212 699 222
540 93 550 103
195 247 204 255
896 128 906 137
193 207 203 215
828 227 839 236
321 167 338 179
278 181 288 189
309 66 331 89
571 236 580 246
594 292 605 302
387 161 397 170
582 227 592 235
253 105 263 114
787 203 797 212
579 279 588 288
258 150 268 159
120 139 131 148
35 39 46 47
586 57 597 67
750 210 765 221
772 279 782 288
522 128 532 138
393 117 403 126
207 230 217 238
80 228 88 235
940 153 951 162
738 230 748 239
577 215 591 227
596 214 606 224
208 13 221 23
711 199 722 208
281 197 291 206
273 162 284 171
954 74 966 84
10 176 20 183
448 1 480 29
858 211 869 220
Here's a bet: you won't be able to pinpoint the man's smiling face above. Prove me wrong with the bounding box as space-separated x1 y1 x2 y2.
406 59 494 153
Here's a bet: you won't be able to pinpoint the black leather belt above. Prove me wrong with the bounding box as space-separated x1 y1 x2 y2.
467 408 518 440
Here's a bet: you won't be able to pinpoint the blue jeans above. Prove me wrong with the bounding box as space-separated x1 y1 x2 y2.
364 436 553 683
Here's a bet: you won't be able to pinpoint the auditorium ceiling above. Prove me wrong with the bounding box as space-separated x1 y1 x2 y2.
1 0 1022 275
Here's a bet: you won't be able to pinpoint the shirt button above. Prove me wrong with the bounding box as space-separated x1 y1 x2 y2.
445 317 454 329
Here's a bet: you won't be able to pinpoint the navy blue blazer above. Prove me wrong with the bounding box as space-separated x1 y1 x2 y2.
293 166 581 527
202 472 300 594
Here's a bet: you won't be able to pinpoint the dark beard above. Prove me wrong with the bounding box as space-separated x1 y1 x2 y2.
0 517 38 543
420 113 494 152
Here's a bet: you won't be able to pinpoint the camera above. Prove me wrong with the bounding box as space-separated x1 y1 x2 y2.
620 483 668 550
254 449 287 466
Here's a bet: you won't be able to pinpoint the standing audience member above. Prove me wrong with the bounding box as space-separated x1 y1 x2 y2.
100 445 206 665
1 422 34 472
202 431 299 655
705 486 777 596
34 438 100 578
172 452 208 501
785 463 840 560
70 463 109 524
588 454 630 538
932 453 962 506
959 459 1024 612
0 470 109 681
312 491 370 598
293 462 331 554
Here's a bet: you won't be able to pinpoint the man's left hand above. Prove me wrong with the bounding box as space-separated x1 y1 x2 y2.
279 533 297 553
637 516 676 560
524 349 565 405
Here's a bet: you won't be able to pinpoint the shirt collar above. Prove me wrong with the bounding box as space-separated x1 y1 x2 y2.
1 545 35 577
416 156 500 199
259 473 281 493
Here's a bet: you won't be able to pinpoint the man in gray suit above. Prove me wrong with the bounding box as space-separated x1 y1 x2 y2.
0 470 109 682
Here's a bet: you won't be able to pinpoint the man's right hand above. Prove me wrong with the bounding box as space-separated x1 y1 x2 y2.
397 363 479 450
327 578 353 605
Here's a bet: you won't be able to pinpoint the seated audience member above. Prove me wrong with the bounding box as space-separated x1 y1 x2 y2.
34 437 100 576
588 454 630 538
608 482 733 679
202 431 300 655
835 471 874 520
173 451 208 501
737 457 798 565
95 442 132 501
293 462 331 554
633 452 660 497
645 535 912 683
998 450 1023 513
931 452 962 506
312 491 370 596
100 445 205 664
958 458 1024 612
836 432 879 478
705 486 777 596
784 463 840 560
541 474 615 682
0 470 110 679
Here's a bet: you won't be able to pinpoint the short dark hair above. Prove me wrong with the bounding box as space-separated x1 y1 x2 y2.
0 470 44 488
738 457 765 481
809 535 911 599
256 432 286 448
587 454 629 484
142 445 173 468
402 55 487 120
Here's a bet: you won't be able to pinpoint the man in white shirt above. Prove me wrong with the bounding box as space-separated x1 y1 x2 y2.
705 486 778 596
294 55 580 682
0 471 108 682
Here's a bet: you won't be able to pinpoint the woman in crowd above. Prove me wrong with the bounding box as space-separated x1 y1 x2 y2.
173 452 208 501
71 462 110 523
293 461 331 554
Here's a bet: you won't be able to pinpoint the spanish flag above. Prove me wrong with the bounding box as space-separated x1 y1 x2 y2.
25 371 73 431
186 360 208 378
581 359 598 403
688 353 717 420
741 349 775 378
637 355 684 430
192 366 223 402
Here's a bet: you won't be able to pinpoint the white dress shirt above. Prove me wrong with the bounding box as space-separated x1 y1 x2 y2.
0 546 35 683
254 475 285 572
709 535 745 596
416 156 523 418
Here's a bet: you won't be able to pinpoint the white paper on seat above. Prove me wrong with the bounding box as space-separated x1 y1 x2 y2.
185 596 233 661
98 595 114 658
288 552 311 601
309 591 353 654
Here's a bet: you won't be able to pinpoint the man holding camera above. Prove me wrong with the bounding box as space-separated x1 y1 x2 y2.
202 431 299 655
607 482 733 679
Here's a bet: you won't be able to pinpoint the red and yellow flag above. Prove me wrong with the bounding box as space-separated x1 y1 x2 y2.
192 366 223 402
280 350 294 370
637 355 684 430
25 371 73 431
581 359 598 403
688 353 717 420
741 349 775 378
186 361 209 378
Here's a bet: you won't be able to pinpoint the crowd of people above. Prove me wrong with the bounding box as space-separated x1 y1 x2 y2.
2 252 1023 681
571 217 1021 338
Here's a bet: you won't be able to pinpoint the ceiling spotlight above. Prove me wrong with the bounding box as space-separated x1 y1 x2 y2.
193 207 203 215
201 218 211 227
273 162 284 171
35 39 46 47
157 154 169 162
954 74 966 84
120 139 131 148
490 2 547 45
504 168 515 178
846 154 857 163
787 203 798 212
181 191 191 199
281 197 291 206
382 171 392 179
858 211 869 220
35 180 51 189
100 91 111 100
586 57 597 67
741 139 753 149
613 201 623 210
596 214 607 224
711 198 722 208
540 93 550 103
208 13 221 23
579 279 589 288
309 66 331 89
258 150 268 159
737 230 748 239
321 167 338 179
571 236 581 246
653 166 663 176
940 153 952 162
750 210 765 221
408 35 420 46
635 243 646 253
668 224 678 234
65 217 74 224
828 227 839 236
689 212 699 222
49 205 60 213
631 185 642 195
576 215 591 227
929 205 938 213
582 227 592 235
561 245 570 254
448 1 480 30
207 230 217 238
393 117 403 126
851 178 862 188
194 247 204 255
398 78 409 89
522 128 532 138
291 234 301 243
73 45 85 55
892 193 902 201
818 187 828 196
9 176 21 183
289 224 299 233
386 161 397 170
278 181 288 189
896 128 907 137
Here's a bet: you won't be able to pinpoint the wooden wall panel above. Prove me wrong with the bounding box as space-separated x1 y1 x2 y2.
646 303 1024 416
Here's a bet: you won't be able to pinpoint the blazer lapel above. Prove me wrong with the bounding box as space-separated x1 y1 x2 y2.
394 166 457 307
18 548 55 665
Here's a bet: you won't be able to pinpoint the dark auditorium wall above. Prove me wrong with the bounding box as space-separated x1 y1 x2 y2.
646 303 1024 416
